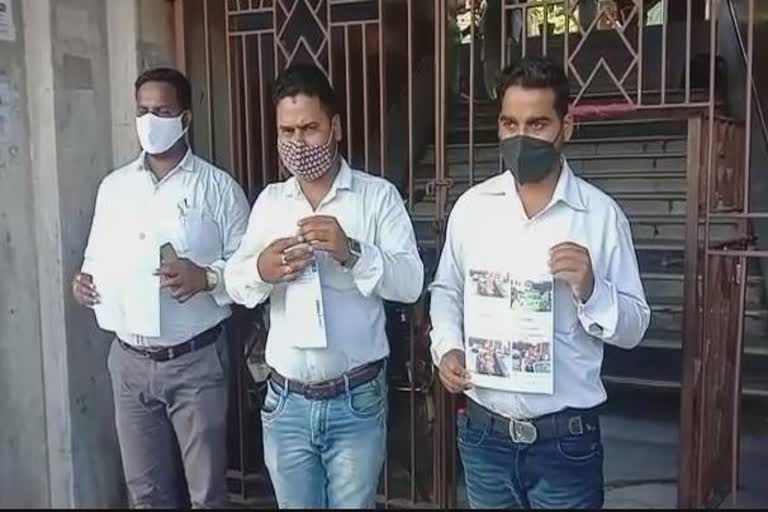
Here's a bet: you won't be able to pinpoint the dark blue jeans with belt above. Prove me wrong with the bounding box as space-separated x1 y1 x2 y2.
458 406 604 509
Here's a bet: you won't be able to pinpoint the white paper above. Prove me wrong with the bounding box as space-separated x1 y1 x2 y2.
285 259 327 349
89 224 162 339
465 267 554 394
91 264 125 334
122 269 161 337
0 0 15 42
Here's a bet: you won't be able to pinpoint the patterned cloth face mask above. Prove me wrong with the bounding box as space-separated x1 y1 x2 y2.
278 124 339 182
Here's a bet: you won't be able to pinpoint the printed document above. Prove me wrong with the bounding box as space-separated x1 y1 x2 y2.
285 258 327 349
465 265 554 395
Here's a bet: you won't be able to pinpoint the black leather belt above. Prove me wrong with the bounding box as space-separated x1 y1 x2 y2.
270 359 386 400
466 398 600 445
117 324 222 362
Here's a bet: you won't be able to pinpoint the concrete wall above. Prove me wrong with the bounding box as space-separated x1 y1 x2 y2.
0 0 176 506
0 0 48 507
50 0 123 506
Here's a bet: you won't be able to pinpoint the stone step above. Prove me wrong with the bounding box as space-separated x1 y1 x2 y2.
415 169 688 189
409 191 688 219
411 211 739 248
647 305 768 346
434 137 688 159
641 274 764 308
601 343 768 397
416 172 689 199
421 145 688 172
631 220 739 244
448 116 689 141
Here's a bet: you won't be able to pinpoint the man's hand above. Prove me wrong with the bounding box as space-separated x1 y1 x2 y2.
297 216 351 264
438 349 471 394
155 259 208 303
257 237 314 284
72 272 100 307
549 242 595 303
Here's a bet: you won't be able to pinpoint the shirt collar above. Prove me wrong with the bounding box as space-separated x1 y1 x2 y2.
284 157 354 199
480 158 587 213
136 149 195 174
550 159 587 212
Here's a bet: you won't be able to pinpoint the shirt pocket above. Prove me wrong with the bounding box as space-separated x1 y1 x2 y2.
178 207 221 264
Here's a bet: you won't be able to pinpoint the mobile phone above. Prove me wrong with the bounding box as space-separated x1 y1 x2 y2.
160 242 179 265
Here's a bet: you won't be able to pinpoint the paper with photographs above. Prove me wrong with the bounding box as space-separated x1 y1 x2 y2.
465 268 554 394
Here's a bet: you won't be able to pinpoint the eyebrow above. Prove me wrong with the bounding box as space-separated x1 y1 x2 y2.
279 122 319 130
137 104 175 110
499 115 552 124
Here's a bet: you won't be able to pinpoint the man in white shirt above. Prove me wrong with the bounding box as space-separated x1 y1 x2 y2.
429 57 651 509
71 68 250 508
224 63 424 509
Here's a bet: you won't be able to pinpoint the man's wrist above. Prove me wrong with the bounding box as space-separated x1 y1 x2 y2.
205 266 220 292
341 238 362 269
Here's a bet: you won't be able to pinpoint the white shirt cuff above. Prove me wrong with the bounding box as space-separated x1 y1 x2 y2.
429 332 465 368
224 253 274 308
348 240 383 297
577 275 619 338
207 260 230 306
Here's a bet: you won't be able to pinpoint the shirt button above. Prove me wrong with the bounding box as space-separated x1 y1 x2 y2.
139 233 146 240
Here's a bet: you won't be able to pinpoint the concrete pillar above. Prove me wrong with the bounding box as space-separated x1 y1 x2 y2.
107 0 140 165
23 0 122 507
2 0 176 507
0 0 49 505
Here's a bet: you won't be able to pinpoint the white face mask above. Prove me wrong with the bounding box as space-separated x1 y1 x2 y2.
136 112 188 155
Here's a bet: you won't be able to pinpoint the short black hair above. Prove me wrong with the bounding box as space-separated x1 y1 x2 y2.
497 57 571 119
273 63 336 116
135 67 192 111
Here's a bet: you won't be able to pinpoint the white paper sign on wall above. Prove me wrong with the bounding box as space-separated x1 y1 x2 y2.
0 0 16 43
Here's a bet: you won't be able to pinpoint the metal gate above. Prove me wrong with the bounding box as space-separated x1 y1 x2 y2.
174 0 764 508
178 0 457 507
679 0 765 506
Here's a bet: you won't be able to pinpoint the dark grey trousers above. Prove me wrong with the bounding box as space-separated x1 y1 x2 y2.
107 333 229 509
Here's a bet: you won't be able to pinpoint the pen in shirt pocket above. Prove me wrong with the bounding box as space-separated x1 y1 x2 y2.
177 198 190 220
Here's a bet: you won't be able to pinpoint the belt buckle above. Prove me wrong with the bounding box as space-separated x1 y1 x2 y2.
509 419 538 444
303 382 335 400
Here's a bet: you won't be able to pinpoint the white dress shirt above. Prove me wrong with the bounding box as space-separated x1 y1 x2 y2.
225 159 424 383
429 160 651 420
81 150 251 347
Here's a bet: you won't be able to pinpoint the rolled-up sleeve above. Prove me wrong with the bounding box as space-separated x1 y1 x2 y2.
224 187 277 308
349 183 424 304
428 202 466 367
577 216 651 349
208 181 251 306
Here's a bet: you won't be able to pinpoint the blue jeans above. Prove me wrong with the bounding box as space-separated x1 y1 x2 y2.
458 412 604 509
261 370 387 509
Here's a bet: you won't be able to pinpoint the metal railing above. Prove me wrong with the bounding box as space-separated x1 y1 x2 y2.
176 0 765 508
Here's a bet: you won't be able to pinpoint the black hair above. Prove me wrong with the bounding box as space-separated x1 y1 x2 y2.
497 56 571 119
134 67 192 111
272 63 336 116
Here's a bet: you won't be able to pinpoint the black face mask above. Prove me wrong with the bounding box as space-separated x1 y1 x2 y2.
500 134 562 185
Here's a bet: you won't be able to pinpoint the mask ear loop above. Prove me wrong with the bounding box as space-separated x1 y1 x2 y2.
326 119 340 165
172 111 191 149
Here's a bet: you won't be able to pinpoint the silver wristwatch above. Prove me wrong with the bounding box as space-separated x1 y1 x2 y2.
205 267 220 291
342 238 362 269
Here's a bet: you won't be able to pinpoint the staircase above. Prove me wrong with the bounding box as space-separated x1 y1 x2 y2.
413 101 768 396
